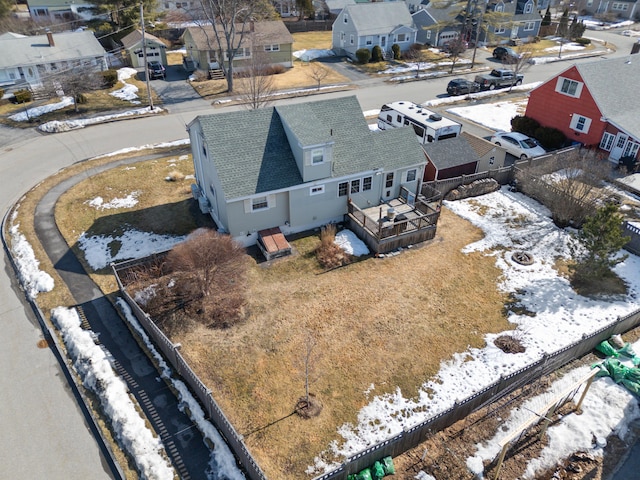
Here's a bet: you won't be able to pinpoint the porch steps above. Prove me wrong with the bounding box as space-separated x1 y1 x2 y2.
208 69 225 80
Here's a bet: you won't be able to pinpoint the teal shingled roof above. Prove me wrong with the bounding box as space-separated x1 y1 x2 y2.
195 96 426 200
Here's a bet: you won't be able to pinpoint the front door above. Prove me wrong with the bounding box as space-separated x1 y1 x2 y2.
380 36 387 48
610 133 629 160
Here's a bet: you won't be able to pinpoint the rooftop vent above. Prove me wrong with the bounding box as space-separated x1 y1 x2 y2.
429 113 442 121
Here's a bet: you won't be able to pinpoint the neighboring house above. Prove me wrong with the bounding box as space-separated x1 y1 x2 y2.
332 3 418 59
525 56 640 163
273 0 297 17
0 30 108 91
573 0 638 20
188 95 427 247
156 0 197 13
26 0 98 20
325 0 356 16
412 3 461 46
483 0 542 44
181 21 294 72
422 132 506 181
120 29 167 68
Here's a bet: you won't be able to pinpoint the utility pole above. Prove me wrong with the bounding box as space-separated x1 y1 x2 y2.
140 2 154 110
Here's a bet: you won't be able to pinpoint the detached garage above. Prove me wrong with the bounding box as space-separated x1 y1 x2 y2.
121 29 167 68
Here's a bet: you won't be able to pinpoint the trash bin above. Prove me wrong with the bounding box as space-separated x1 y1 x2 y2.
394 214 408 232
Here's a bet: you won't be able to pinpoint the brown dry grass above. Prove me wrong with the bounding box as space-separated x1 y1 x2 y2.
172 208 510 479
192 61 351 99
292 31 332 51
54 153 200 295
46 154 513 480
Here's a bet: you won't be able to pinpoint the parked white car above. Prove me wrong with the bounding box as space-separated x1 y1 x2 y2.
490 131 546 159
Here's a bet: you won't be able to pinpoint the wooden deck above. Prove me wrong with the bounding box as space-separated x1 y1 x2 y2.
257 227 292 261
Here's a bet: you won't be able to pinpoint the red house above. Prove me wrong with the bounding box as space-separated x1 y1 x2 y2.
525 56 640 164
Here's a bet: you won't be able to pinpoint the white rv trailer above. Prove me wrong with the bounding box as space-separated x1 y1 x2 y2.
377 101 462 144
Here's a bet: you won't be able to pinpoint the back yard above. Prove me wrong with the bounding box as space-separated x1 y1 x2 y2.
50 152 512 479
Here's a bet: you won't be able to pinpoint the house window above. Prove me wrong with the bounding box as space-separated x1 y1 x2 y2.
366 36 373 45
556 77 583 97
351 179 360 193
311 148 324 164
350 35 354 45
340 32 345 41
495 4 504 12
264 44 280 52
524 2 533 13
338 182 349 196
385 172 394 188
524 22 535 31
600 132 615 151
202 143 207 157
310 185 325 195
406 169 417 182
363 176 372 191
344 13 348 23
616 135 627 149
489 156 495 165
252 196 268 211
426 31 431 40
570 114 591 133
623 141 640 158
396 33 407 42
495 25 506 34
612 2 629 10
225 48 251 59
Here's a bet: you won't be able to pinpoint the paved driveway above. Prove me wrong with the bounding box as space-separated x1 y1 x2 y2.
145 65 214 115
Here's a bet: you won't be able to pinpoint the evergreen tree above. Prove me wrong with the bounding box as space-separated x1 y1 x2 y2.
295 0 313 19
541 6 551 27
557 8 569 38
569 16 586 39
569 203 630 281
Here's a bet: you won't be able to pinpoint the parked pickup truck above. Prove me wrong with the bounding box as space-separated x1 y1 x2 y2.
474 69 523 90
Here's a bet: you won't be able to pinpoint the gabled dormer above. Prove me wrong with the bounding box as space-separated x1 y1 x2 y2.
516 0 535 14
276 106 335 183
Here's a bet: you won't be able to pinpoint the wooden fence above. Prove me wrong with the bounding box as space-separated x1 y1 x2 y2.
111 260 268 480
312 307 640 480
624 221 640 256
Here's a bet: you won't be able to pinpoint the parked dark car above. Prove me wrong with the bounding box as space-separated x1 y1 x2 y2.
492 46 520 63
147 61 166 79
447 78 481 96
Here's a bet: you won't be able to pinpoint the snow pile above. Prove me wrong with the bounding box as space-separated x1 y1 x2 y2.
9 96 74 122
309 187 640 475
110 82 140 103
78 230 186 270
51 307 174 480
334 229 370 256
95 138 190 158
39 106 163 133
293 49 335 60
116 298 246 479
86 192 140 210
9 223 54 299
117 67 139 82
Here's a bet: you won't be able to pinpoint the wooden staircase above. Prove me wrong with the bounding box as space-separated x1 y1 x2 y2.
208 69 225 80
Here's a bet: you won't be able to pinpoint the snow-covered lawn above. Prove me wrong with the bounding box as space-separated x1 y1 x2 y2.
309 187 640 478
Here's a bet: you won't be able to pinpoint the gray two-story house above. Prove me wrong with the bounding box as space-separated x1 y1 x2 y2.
188 96 427 247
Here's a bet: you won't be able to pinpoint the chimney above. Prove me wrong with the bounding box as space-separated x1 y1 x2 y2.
46 30 54 47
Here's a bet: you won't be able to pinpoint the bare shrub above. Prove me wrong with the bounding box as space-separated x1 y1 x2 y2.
315 224 351 269
166 229 248 328
494 334 526 354
515 150 613 227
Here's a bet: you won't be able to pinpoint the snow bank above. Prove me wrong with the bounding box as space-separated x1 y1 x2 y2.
116 298 246 479
9 223 54 299
334 229 369 256
51 307 174 480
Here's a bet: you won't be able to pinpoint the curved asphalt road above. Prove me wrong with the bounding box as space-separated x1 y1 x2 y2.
0 29 636 478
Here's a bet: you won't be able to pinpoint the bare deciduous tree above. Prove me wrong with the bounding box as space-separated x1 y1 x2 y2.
444 36 467 73
41 61 105 112
515 150 615 227
166 228 248 328
196 0 277 93
294 331 323 418
306 61 330 90
506 47 533 92
237 47 276 109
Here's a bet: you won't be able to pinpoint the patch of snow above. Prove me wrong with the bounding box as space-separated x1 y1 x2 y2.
334 229 370 256
9 96 74 122
51 306 174 480
86 192 140 210
293 49 335 61
77 229 186 270
8 223 54 299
